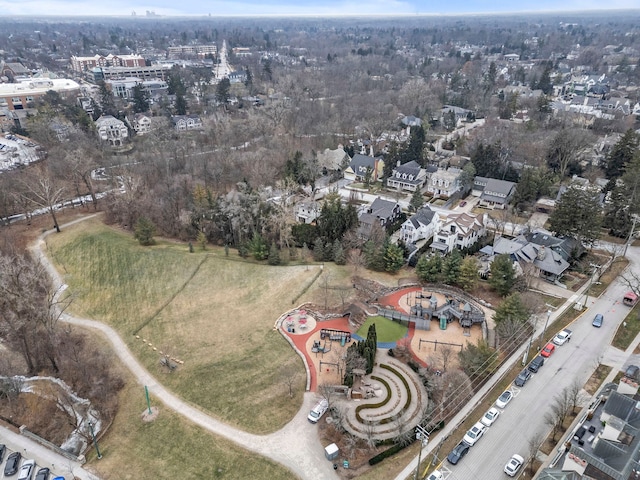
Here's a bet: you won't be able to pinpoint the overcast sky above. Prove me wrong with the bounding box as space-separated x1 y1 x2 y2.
1 0 638 17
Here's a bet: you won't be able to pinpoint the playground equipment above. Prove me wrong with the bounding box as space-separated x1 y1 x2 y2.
320 328 351 343
312 340 331 355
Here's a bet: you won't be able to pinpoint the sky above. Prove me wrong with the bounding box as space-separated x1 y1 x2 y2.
0 0 638 17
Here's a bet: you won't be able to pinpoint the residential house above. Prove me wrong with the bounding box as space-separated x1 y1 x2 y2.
430 212 485 254
126 113 154 136
386 161 427 192
426 167 462 198
540 387 640 480
357 197 402 240
526 229 583 263
295 201 321 224
95 115 128 146
441 105 473 125
0 61 31 81
399 206 441 245
485 235 570 283
344 153 385 183
171 114 203 132
316 147 349 174
472 177 517 209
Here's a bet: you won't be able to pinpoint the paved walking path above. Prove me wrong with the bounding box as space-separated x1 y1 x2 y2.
29 216 339 480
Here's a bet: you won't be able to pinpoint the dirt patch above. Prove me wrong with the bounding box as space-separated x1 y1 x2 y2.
584 364 612 396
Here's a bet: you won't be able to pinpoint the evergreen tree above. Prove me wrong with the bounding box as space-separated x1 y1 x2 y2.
442 249 463 285
215 77 231 105
458 257 479 290
409 189 425 212
549 185 602 246
131 84 150 113
268 242 280 265
489 254 516 296
605 129 639 181
175 92 188 115
332 240 346 265
248 233 269 260
97 81 116 117
312 236 325 261
134 217 156 246
493 293 530 325
415 254 443 283
383 241 405 273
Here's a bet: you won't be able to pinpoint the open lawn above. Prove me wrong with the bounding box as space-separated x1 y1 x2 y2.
612 302 640 350
45 217 400 434
356 316 408 343
88 338 294 480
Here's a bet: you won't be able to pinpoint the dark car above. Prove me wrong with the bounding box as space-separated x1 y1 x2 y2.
4 451 22 476
0 444 5 463
592 313 604 327
625 365 640 381
35 468 50 480
528 355 545 373
514 369 532 387
447 442 470 465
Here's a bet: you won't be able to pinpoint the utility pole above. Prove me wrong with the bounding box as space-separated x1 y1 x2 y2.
624 214 638 258
414 425 429 480
538 310 552 350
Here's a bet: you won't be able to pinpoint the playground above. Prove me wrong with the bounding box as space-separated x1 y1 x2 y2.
280 286 486 392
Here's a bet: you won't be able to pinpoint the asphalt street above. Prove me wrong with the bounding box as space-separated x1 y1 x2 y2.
397 247 640 480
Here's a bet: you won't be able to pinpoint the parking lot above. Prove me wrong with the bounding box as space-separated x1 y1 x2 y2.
0 425 97 480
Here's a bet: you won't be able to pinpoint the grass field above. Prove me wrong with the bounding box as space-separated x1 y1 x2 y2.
45 218 400 434
612 302 640 350
42 216 409 479
356 316 408 343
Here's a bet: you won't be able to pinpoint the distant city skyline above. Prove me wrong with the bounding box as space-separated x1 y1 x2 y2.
1 0 639 17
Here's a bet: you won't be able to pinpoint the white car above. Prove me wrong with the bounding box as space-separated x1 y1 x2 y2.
553 329 572 345
480 407 501 427
462 422 487 446
504 454 524 476
307 398 329 423
495 390 513 409
426 470 443 480
18 459 35 480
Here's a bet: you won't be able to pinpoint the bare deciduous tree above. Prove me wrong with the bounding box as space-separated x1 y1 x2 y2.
527 430 545 474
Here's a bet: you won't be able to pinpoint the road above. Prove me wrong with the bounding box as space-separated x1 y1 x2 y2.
396 246 640 480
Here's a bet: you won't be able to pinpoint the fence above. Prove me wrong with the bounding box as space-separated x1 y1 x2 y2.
19 425 85 464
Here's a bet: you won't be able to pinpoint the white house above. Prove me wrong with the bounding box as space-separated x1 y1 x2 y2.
431 212 486 254
386 160 427 192
426 167 462 198
295 201 321 224
171 114 203 132
126 113 154 136
400 206 441 245
343 153 385 183
95 115 128 146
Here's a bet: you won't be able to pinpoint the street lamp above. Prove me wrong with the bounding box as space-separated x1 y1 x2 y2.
88 421 102 460
414 425 429 480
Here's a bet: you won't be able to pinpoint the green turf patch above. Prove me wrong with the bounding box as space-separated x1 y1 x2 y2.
356 316 408 343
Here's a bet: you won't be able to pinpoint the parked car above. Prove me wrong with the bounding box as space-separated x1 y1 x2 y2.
541 342 555 357
495 390 513 408
625 365 640 381
426 470 443 480
462 422 487 446
553 329 572 345
514 369 532 387
459 200 467 207
35 468 50 480
504 454 524 476
592 313 604 327
4 451 22 476
480 407 500 427
528 355 545 373
18 459 35 480
307 398 329 423
0 444 5 463
447 442 470 465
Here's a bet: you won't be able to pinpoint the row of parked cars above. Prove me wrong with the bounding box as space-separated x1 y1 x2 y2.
0 445 59 480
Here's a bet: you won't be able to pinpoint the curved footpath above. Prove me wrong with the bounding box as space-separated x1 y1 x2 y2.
28 215 339 480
